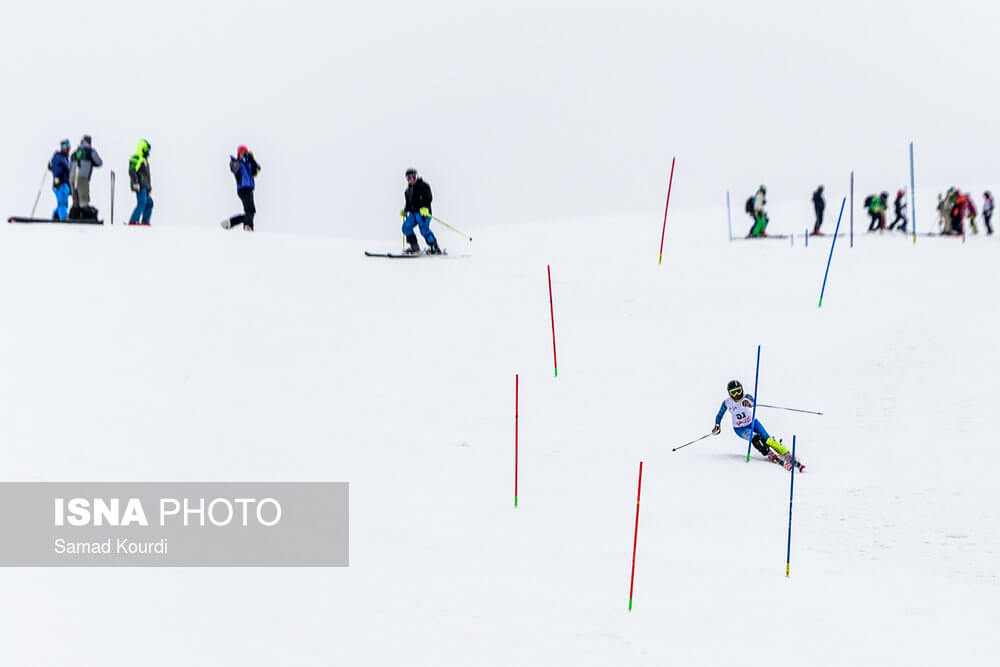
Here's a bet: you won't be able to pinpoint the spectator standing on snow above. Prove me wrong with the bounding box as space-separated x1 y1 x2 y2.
966 193 978 234
128 139 153 225
746 185 769 237
865 193 884 232
951 190 968 235
983 191 994 235
68 135 103 217
48 139 71 220
812 185 825 235
400 168 441 254
889 189 907 232
222 145 260 232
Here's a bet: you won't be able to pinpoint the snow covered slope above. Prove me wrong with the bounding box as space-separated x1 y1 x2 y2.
0 216 996 665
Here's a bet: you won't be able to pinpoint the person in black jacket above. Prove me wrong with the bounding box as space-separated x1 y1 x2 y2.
811 185 825 235
889 189 907 232
221 145 260 231
400 168 441 254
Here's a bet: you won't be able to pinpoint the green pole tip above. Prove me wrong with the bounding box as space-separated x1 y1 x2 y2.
514 496 518 507
628 599 633 611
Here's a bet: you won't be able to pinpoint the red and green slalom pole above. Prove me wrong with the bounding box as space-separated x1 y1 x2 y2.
514 373 519 507
657 157 676 265
628 461 643 611
547 265 558 377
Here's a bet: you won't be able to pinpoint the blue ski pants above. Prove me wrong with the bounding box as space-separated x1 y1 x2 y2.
52 183 71 220
130 188 154 223
402 212 436 244
734 419 770 443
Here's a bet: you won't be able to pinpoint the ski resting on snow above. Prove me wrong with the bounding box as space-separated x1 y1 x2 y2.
364 250 449 258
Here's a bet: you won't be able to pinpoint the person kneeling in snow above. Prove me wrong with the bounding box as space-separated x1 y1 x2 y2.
711 380 803 471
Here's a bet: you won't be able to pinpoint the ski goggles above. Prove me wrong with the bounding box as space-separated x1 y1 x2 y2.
728 387 744 399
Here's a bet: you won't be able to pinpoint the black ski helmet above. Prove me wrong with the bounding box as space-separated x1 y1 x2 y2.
727 380 744 399
405 167 418 179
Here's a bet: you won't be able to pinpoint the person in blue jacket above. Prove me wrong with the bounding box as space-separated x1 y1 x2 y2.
222 145 260 231
48 139 72 220
711 380 804 471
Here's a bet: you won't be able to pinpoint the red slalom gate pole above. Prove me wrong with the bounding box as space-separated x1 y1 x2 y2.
657 157 676 265
547 265 558 377
628 461 643 611
514 373 519 508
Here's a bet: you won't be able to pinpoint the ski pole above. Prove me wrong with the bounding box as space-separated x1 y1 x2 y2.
110 170 115 225
755 403 823 416
431 215 471 242
29 169 48 218
672 431 717 452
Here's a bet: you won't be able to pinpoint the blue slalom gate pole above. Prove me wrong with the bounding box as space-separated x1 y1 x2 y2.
785 435 796 577
849 172 854 248
726 191 733 242
910 142 916 244
818 197 846 308
745 345 761 462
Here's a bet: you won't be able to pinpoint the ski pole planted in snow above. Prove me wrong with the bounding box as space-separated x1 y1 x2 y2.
29 169 48 218
628 461 643 611
514 373 519 508
672 432 716 452
818 197 847 308
746 345 761 462
786 436 797 577
726 190 733 242
657 157 676 265
909 142 916 245
548 265 558 377
431 215 471 242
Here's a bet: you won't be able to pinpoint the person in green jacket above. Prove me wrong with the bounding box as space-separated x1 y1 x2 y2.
128 140 153 225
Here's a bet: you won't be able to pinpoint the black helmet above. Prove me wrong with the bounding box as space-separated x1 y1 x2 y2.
727 380 744 399
405 167 418 178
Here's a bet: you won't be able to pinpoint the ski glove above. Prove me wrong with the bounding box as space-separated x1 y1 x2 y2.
419 207 431 218
399 209 406 218
131 182 140 193
711 424 721 435
54 178 61 185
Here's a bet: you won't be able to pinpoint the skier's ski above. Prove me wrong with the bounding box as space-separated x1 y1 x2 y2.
364 250 448 258
8 216 103 225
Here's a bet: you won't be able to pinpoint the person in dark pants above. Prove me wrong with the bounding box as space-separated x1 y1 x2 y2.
222 145 260 231
889 189 907 232
400 167 441 254
811 185 825 235
984 191 994 235
128 139 153 225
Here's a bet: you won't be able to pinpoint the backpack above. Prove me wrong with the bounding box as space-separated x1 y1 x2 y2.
863 195 874 208
745 197 754 214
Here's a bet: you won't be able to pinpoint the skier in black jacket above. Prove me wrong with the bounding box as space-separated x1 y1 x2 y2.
811 185 825 235
400 168 440 254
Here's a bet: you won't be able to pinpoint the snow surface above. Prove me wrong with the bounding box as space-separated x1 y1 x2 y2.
0 214 996 665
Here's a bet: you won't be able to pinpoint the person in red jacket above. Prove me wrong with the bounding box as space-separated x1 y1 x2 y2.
965 193 978 234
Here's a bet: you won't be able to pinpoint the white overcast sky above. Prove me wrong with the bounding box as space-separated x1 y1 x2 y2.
2 0 997 235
